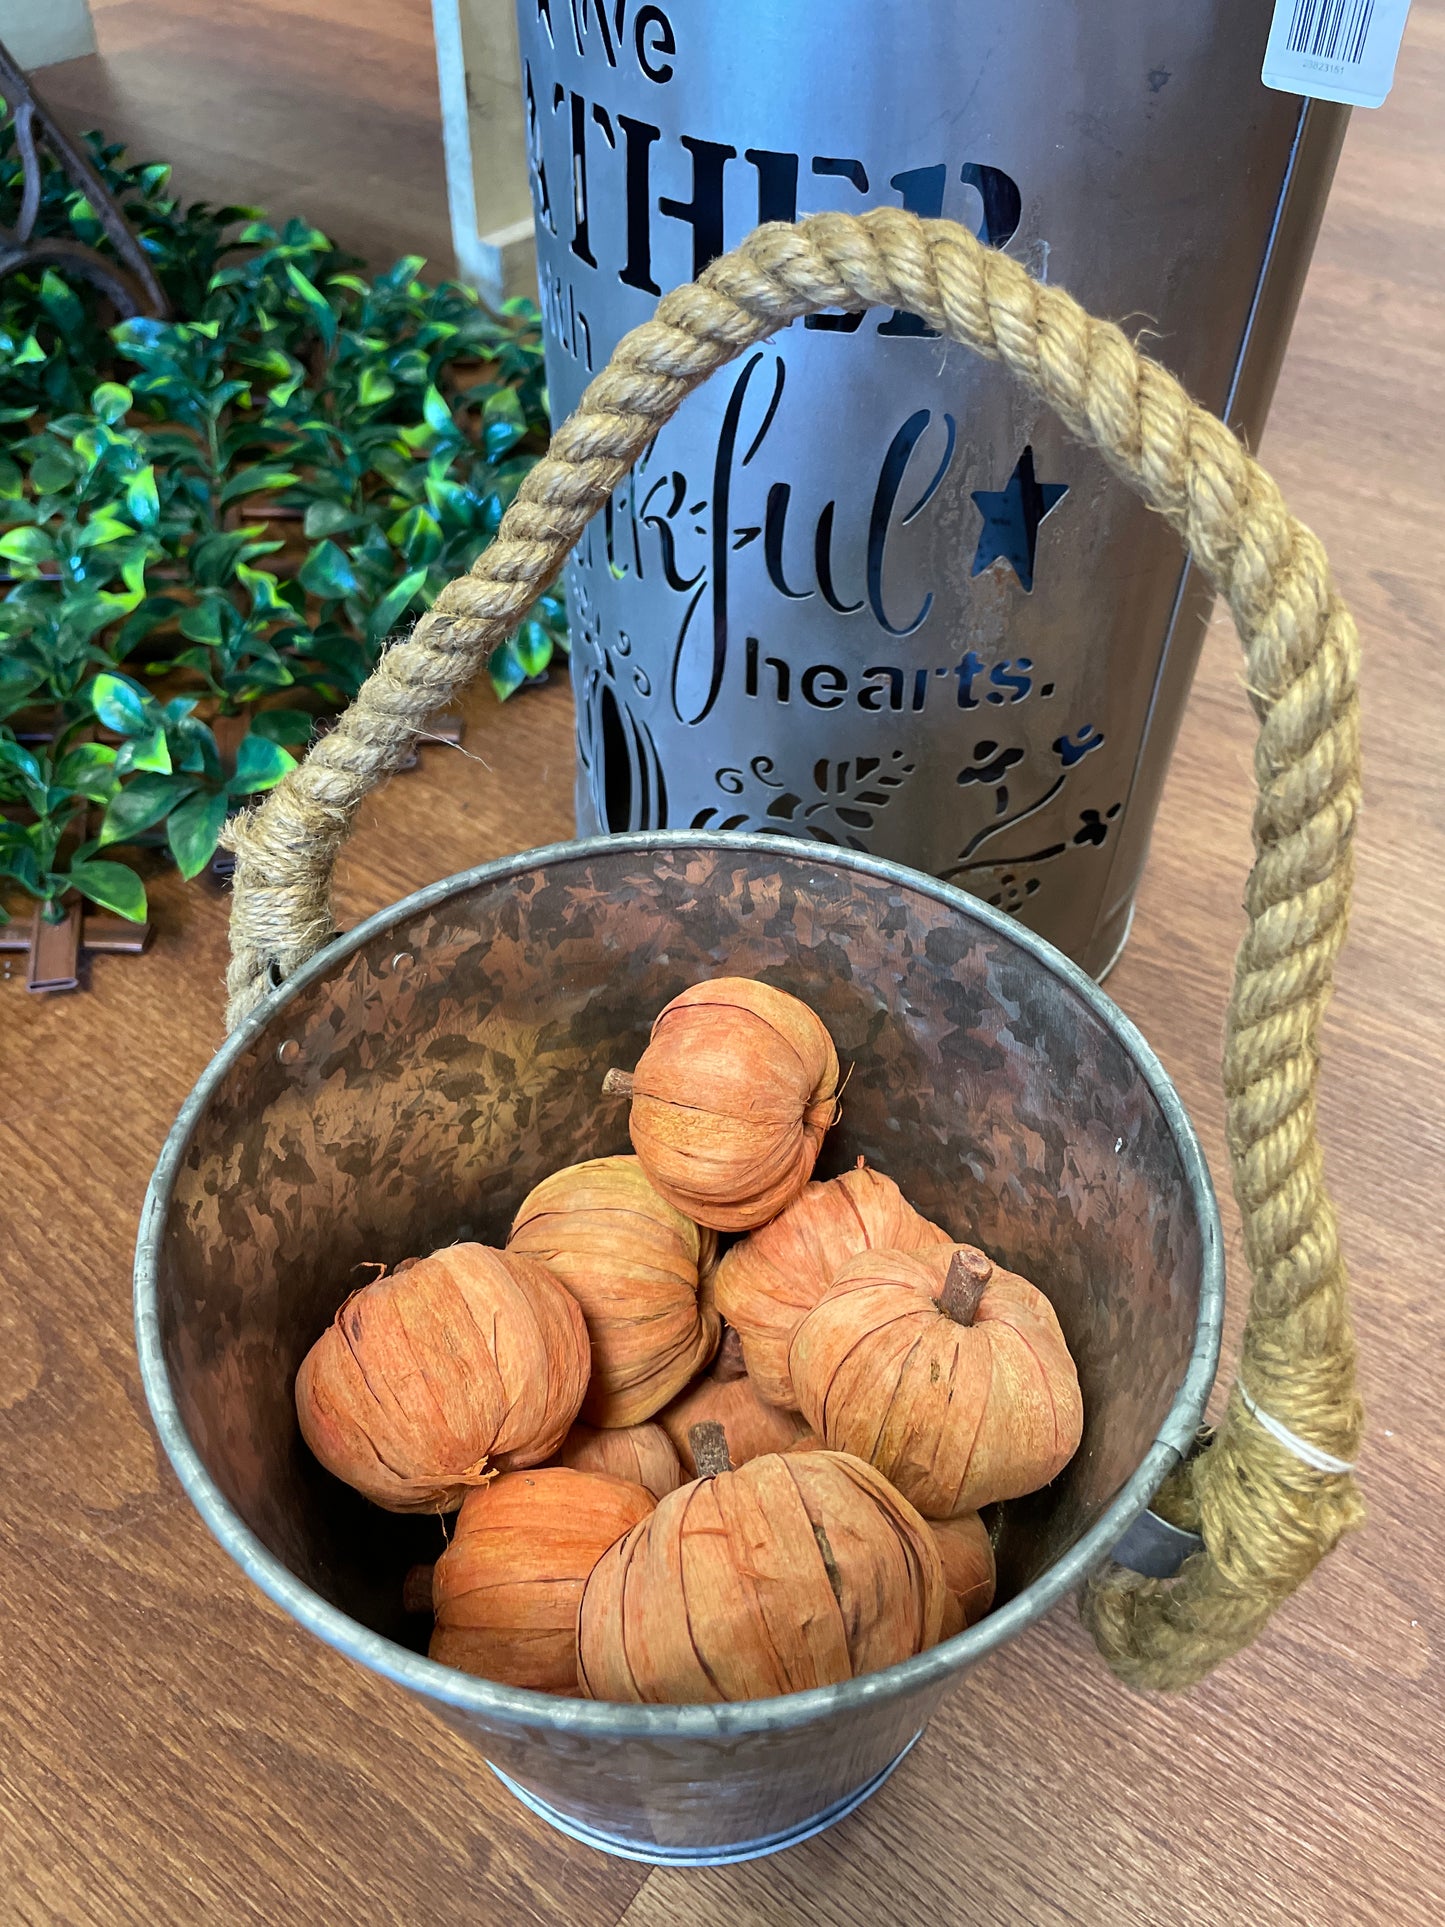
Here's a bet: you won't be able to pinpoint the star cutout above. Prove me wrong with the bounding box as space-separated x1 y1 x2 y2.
969 445 1068 592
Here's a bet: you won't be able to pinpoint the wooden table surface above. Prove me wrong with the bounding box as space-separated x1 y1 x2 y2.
7 6 1442 1923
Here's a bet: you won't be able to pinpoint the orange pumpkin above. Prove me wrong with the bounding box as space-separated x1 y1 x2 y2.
789 1244 1083 1515
606 977 839 1231
657 1329 810 1473
294 1243 590 1512
713 1161 953 1405
931 1513 996 1638
558 1420 684 1500
430 1467 654 1693
507 1155 719 1426
577 1429 944 1703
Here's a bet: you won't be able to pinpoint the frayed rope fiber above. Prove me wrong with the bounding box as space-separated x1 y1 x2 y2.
223 208 1364 1689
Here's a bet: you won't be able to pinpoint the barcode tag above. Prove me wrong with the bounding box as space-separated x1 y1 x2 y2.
1262 0 1411 106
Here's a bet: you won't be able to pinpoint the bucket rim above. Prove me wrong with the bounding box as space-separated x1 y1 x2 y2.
134 829 1224 1741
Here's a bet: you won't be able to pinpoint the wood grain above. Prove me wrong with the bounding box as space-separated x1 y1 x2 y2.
40 0 457 277
4 3 1443 1924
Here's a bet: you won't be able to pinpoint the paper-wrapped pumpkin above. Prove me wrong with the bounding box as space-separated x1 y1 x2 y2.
508 1155 718 1426
605 977 839 1231
294 1244 590 1512
558 1420 684 1500
789 1244 1083 1515
931 1512 997 1638
577 1426 944 1703
430 1466 654 1693
713 1161 953 1406
657 1328 810 1473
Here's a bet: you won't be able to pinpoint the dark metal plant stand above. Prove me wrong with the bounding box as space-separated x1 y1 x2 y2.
0 36 169 319
0 903 152 992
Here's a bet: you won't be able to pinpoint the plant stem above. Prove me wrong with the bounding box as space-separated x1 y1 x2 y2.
205 415 222 524
937 1248 993 1327
602 1068 635 1097
689 1421 732 1479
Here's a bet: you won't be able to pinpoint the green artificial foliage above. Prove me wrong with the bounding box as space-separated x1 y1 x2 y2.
0 115 563 928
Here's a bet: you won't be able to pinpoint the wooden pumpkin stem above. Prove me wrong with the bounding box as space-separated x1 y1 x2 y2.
713 1325 747 1382
402 1562 435 1614
689 1420 733 1478
602 1068 635 1097
938 1248 993 1327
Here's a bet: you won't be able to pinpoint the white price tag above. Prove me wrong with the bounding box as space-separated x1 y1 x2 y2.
1262 0 1412 107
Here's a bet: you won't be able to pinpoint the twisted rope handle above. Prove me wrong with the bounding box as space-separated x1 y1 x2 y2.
225 209 1364 1687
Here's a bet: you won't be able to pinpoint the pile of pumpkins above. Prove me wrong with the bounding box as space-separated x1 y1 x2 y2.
296 978 1084 1703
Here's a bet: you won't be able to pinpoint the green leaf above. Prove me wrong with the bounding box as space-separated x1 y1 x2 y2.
178 598 230 646
71 425 112 474
298 538 360 600
484 418 526 461
127 724 173 775
379 254 427 289
54 742 119 801
90 672 152 735
512 617 554 679
488 639 528 702
0 831 43 894
91 382 135 425
115 593 182 655
125 464 161 528
40 270 87 338
207 378 252 415
285 263 339 349
424 474 472 524
421 383 455 436
219 466 301 506
119 551 150 603
267 369 306 407
167 788 231 878
390 348 430 388
29 449 78 494
0 455 22 499
249 709 314 748
99 772 196 845
364 566 429 646
229 734 297 795
358 366 396 408
111 314 170 359
189 527 281 588
68 858 148 922
387 505 443 567
0 738 45 788
225 654 294 694
302 499 364 538
172 717 221 778
14 334 46 367
482 386 527 462
235 345 293 378
235 562 296 620
0 526 56 567
0 659 44 720
78 512 134 550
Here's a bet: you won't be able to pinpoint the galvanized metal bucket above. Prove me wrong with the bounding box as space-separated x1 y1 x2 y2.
518 0 1346 977
135 833 1222 1864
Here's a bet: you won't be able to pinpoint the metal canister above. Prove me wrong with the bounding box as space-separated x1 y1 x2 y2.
517 1 1345 976
134 836 1223 1863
